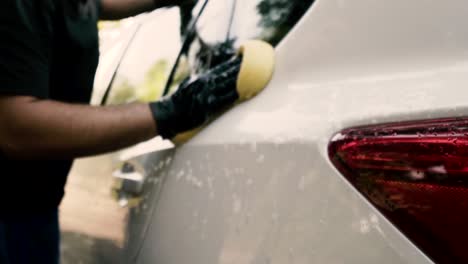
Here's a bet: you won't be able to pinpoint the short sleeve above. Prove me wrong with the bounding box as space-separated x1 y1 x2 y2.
0 0 53 98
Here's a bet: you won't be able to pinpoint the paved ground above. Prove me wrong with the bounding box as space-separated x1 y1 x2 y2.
60 155 128 264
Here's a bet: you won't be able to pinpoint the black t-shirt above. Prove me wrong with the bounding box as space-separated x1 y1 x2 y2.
0 0 100 213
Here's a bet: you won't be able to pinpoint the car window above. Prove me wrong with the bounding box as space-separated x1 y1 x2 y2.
104 9 185 105
197 0 315 47
165 0 316 91
103 0 315 104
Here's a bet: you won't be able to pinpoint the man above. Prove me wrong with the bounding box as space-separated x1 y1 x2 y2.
0 0 241 263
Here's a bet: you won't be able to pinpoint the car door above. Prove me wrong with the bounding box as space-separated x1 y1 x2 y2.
93 8 188 263
119 1 334 264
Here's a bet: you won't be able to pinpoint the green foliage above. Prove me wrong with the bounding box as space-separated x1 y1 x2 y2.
107 55 192 105
137 60 169 102
107 79 136 105
108 59 171 104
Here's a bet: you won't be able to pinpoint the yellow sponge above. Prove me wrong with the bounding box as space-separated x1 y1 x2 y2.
236 40 276 100
172 40 276 145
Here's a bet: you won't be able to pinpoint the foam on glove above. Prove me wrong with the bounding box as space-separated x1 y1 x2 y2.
150 57 241 139
150 40 276 142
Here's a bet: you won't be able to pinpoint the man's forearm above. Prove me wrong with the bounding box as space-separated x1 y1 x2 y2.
100 0 185 20
0 96 156 160
100 0 154 20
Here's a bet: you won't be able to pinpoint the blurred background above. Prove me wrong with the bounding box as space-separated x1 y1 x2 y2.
59 5 207 262
59 15 153 264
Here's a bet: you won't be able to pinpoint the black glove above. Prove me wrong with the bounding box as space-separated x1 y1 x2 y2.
149 57 242 139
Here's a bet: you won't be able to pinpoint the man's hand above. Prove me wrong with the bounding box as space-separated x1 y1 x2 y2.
149 57 241 139
0 57 240 160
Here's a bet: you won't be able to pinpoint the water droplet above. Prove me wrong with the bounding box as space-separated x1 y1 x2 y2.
234 167 245 174
274 137 285 146
176 170 185 180
359 219 370 233
256 155 265 163
151 178 160 184
118 197 129 207
370 214 378 224
298 176 306 191
246 178 253 186
408 170 425 180
233 199 242 214
289 248 294 261
194 180 204 188
207 177 214 188
244 213 251 225
271 213 279 223
229 178 236 187
250 142 257 152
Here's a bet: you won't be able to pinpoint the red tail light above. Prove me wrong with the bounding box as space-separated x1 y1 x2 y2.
328 118 468 264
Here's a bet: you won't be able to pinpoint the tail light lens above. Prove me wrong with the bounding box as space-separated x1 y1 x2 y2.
328 118 468 264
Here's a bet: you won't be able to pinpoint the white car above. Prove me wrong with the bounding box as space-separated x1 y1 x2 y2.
93 0 468 263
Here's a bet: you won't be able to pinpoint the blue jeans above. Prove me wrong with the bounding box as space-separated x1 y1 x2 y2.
0 210 60 264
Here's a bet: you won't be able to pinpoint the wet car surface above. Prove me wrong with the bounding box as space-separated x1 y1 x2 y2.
61 0 468 263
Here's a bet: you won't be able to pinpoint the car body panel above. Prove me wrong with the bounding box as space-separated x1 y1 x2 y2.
117 0 468 263
123 148 175 261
